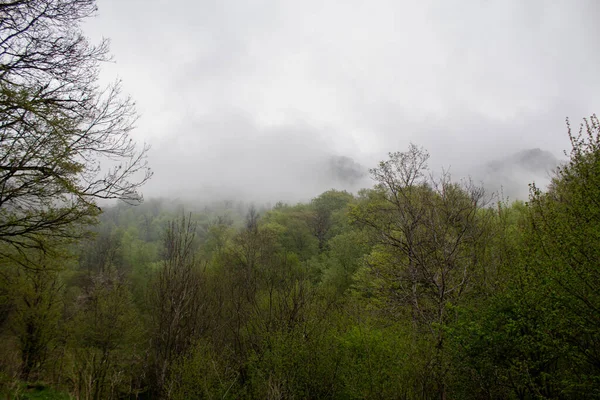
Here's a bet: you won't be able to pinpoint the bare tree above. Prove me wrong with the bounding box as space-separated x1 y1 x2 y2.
352 144 493 398
151 215 205 398
0 0 151 254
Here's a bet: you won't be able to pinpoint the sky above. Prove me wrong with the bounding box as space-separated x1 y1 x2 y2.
83 0 600 203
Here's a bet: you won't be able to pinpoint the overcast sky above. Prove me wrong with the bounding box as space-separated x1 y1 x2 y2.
84 0 599 202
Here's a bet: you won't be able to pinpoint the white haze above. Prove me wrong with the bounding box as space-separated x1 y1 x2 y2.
83 0 599 203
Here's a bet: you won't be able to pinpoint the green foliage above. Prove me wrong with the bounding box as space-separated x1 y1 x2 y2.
169 339 239 400
67 268 144 399
321 230 370 294
3 117 600 398
335 322 428 399
447 115 600 399
520 115 600 397
6 383 72 400
0 0 151 254
0 247 69 383
262 204 319 261
448 291 574 399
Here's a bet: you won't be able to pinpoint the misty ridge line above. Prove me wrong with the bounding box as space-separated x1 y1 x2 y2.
78 0 596 211
137 144 560 205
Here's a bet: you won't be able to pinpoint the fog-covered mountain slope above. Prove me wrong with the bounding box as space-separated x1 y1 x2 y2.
472 148 561 201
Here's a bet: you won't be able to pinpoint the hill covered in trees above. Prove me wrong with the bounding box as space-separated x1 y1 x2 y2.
2 119 600 398
0 1 599 398
475 148 560 200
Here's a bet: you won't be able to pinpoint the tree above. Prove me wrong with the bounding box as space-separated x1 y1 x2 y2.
353 145 490 329
70 268 143 400
308 190 354 252
150 215 205 397
262 204 318 261
351 144 493 397
448 116 600 399
2 257 63 381
0 0 151 255
523 114 600 396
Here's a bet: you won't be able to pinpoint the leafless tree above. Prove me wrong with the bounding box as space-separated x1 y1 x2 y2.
151 215 205 397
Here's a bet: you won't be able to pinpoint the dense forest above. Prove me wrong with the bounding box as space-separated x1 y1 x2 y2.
2 126 600 399
1 0 600 399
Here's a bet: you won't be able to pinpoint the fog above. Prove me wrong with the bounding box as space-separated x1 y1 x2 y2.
84 0 599 203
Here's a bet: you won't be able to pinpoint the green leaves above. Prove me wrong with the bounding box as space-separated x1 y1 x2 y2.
448 115 600 399
0 0 151 253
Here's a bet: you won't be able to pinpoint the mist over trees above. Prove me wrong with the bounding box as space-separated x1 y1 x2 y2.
1 1 600 399
2 115 599 398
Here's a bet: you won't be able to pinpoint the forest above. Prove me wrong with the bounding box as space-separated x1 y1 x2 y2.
2 129 600 399
1 0 600 399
